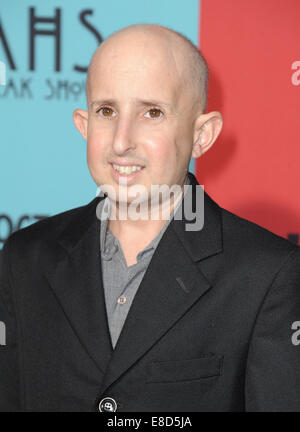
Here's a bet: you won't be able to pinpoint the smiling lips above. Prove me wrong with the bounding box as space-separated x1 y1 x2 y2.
112 163 144 175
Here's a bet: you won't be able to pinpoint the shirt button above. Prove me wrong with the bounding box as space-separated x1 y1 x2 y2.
117 295 127 305
98 397 118 412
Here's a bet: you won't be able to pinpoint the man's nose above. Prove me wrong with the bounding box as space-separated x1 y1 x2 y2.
112 116 136 155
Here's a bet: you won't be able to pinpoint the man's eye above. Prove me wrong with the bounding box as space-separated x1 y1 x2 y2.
97 107 115 118
145 108 163 119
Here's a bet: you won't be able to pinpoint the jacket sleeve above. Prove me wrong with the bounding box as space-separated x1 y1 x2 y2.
0 237 21 411
245 246 300 411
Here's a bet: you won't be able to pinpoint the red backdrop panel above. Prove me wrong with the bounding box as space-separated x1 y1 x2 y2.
198 0 300 242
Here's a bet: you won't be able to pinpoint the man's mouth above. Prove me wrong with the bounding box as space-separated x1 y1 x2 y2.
111 163 144 176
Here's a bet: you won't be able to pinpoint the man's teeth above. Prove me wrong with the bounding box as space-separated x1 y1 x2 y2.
112 164 143 175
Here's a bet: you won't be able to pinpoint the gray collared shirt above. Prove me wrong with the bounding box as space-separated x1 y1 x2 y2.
99 176 190 349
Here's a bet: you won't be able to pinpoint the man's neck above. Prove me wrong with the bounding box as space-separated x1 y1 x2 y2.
107 173 189 242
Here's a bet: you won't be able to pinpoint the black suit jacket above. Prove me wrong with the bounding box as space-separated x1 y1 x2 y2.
1 172 300 412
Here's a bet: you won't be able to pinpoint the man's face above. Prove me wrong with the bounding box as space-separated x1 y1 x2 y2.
85 33 196 204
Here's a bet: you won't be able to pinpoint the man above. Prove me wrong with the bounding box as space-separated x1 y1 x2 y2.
0 24 300 412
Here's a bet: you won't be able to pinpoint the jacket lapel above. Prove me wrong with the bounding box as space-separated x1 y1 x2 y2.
101 172 223 393
44 195 114 375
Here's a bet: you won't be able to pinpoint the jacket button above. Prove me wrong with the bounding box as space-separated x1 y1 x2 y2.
98 397 118 412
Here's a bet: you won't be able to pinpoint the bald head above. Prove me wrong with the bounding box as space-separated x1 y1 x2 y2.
86 24 209 113
74 23 223 203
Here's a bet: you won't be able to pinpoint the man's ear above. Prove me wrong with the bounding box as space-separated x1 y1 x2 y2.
192 111 223 159
73 109 89 141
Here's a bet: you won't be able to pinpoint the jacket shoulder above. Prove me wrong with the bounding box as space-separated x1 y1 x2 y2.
3 197 99 255
220 206 299 262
